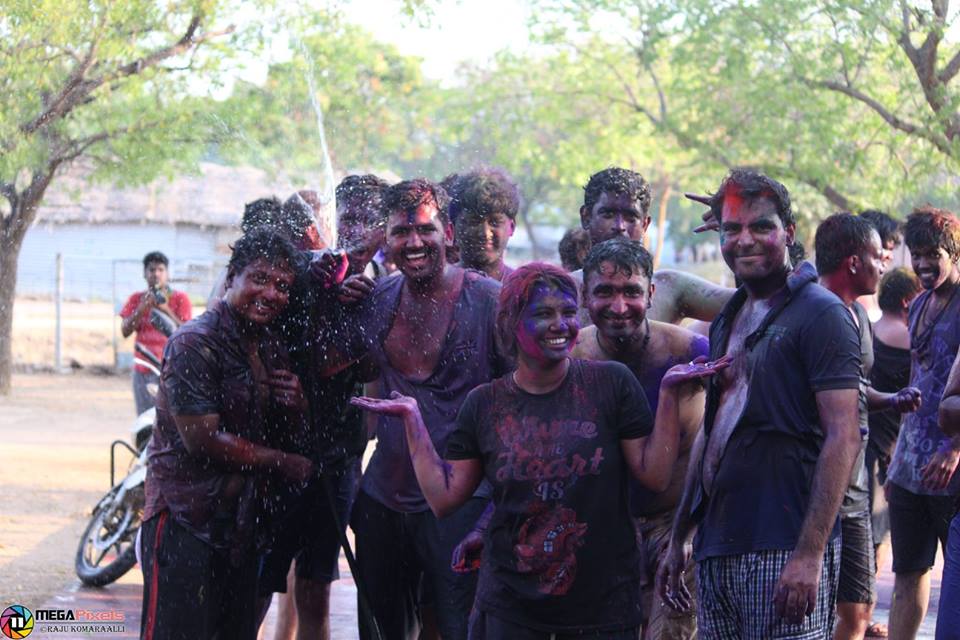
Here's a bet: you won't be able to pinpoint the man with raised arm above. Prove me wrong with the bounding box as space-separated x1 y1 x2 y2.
658 170 862 637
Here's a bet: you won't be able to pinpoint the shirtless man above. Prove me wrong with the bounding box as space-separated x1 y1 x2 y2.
330 179 510 640
570 237 708 639
657 170 863 637
569 167 732 326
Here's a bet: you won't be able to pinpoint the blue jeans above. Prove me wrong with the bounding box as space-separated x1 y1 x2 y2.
935 512 960 640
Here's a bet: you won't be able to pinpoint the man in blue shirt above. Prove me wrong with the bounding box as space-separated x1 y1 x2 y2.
658 170 862 637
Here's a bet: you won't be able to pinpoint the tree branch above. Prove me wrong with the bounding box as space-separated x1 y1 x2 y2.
18 15 234 137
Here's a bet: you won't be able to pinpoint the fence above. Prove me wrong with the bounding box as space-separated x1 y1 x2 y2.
13 254 226 371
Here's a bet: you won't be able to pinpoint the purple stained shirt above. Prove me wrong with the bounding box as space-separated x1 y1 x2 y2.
349 270 512 512
887 286 960 496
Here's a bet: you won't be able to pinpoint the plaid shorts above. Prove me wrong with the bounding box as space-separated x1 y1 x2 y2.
696 538 841 639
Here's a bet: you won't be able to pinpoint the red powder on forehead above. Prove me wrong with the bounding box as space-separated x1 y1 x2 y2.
721 181 777 217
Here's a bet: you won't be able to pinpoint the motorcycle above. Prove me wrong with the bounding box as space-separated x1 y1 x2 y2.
74 338 163 586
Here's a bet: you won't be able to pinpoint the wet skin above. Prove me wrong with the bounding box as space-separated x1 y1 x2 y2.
456 210 516 278
580 192 651 245
574 263 708 514
515 284 580 370
338 201 386 277
382 202 466 383
224 258 295 328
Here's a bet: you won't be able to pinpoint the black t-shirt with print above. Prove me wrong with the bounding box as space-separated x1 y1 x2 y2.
446 359 653 633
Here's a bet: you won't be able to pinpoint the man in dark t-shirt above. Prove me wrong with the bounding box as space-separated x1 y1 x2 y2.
659 171 862 637
322 179 511 640
815 214 921 639
140 230 315 640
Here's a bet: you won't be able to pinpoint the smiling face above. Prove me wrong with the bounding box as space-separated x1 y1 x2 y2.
385 202 451 282
580 191 651 245
457 210 516 270
224 258 295 326
910 243 956 291
719 193 794 286
584 261 652 343
515 284 579 365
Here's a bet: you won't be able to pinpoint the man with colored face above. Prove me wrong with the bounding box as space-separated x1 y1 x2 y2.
569 167 733 328
325 179 511 640
815 214 921 640
571 238 709 640
140 229 315 640
447 167 519 282
120 251 192 414
658 170 862 637
884 207 960 639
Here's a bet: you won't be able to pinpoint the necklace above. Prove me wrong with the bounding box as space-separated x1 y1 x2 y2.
596 317 651 367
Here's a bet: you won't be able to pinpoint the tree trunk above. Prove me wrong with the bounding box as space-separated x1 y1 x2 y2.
654 181 672 269
518 202 543 260
0 186 47 395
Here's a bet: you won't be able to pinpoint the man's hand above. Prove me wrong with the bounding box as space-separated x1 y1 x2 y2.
921 446 960 492
279 452 315 484
309 250 350 289
773 551 822 624
351 391 419 418
685 193 718 233
338 274 376 305
451 529 484 573
268 370 307 411
890 387 922 413
138 290 158 312
656 539 693 613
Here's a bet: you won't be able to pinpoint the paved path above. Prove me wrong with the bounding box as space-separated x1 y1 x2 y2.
33 548 942 639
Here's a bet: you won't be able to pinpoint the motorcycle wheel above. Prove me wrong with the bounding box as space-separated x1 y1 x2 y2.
75 483 143 587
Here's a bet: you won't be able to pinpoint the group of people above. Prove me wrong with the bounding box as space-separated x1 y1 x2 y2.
132 165 960 640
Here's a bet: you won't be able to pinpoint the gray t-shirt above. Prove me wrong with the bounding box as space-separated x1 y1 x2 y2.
348 270 512 512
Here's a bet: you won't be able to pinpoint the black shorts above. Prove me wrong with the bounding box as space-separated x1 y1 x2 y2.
837 512 876 604
887 481 957 574
468 608 639 640
258 463 359 593
140 511 259 640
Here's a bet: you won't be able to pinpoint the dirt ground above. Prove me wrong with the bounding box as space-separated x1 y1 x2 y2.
0 371 135 607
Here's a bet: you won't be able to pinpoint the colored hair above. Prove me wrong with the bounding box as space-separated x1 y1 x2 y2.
497 262 578 357
709 168 794 228
336 174 390 225
227 227 302 279
382 178 451 227
904 206 960 262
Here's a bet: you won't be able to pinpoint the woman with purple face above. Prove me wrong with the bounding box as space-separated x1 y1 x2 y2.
352 262 729 639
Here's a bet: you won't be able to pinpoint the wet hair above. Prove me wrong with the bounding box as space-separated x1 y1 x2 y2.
814 212 877 275
878 267 922 313
142 251 168 269
581 238 654 287
860 210 902 248
709 168 794 228
582 167 652 216
241 196 284 234
227 227 302 279
281 192 318 237
382 178 451 228
336 174 390 226
447 167 521 224
558 227 592 272
903 206 960 262
497 262 579 358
